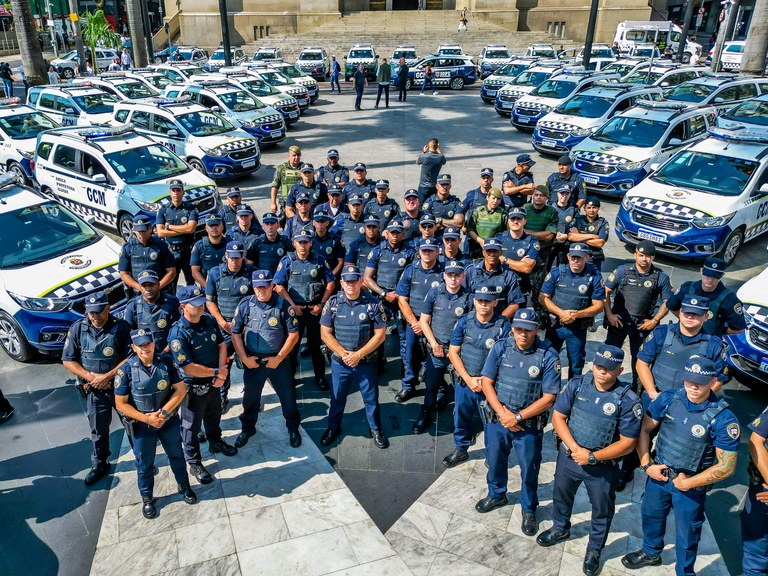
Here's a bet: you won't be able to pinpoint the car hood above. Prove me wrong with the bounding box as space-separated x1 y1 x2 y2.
538 112 598 130
625 180 736 218
498 84 536 96
194 130 260 150
716 117 765 131
126 175 217 204
572 139 652 163
738 267 768 309
225 106 282 123
516 95 563 108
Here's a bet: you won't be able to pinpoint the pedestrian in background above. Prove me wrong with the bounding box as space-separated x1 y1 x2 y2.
353 63 366 111
458 8 468 32
18 63 28 97
416 138 446 202
396 57 409 102
47 65 61 85
420 61 436 95
374 56 391 109
0 63 14 97
121 48 132 70
330 55 341 93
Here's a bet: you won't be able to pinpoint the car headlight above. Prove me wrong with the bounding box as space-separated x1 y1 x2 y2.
742 307 754 327
569 127 594 137
692 212 736 229
201 146 226 157
16 149 34 160
617 161 645 172
134 199 161 213
621 196 636 211
9 291 70 312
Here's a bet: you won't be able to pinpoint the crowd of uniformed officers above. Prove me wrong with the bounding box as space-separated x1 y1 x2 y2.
59 146 768 576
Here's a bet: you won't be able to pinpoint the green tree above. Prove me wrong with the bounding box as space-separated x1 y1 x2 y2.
80 9 121 70
9 0 47 85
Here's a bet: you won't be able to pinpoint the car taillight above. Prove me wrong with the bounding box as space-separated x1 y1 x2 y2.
30 160 35 173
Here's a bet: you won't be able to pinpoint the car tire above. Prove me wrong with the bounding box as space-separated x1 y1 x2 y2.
62 67 75 79
7 162 27 185
188 157 207 176
719 228 744 266
0 311 35 363
682 52 691 64
118 213 134 241
450 76 465 90
405 77 413 90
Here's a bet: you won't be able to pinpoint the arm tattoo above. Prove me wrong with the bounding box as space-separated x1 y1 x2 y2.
705 449 737 484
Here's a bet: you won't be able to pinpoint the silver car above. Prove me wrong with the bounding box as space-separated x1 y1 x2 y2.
51 48 120 78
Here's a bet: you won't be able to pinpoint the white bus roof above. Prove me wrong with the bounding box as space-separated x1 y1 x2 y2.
619 21 678 31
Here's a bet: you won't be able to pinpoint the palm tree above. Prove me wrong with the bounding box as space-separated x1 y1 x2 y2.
80 9 121 71
125 0 147 67
9 0 46 85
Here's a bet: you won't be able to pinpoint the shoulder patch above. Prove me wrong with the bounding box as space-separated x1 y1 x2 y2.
554 360 562 373
545 273 551 281
277 262 283 272
726 422 740 440
533 242 540 251
646 331 653 342
734 303 743 315
171 340 181 352
633 403 643 420
608 273 615 283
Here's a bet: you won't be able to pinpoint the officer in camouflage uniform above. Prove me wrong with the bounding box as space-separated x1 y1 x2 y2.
524 186 559 316
465 187 507 260
191 215 227 289
270 145 303 222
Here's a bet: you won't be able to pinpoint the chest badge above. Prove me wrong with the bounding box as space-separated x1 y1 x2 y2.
588 225 595 232
181 216 188 224
240 285 249 294
602 403 616 415
398 257 407 266
454 307 464 316
149 252 158 260
485 338 495 349
326 246 333 254
431 281 440 288
157 379 168 390
528 366 540 377
310 269 318 278
384 210 391 217
578 284 588 294
268 317 278 327
157 319 167 329
359 312 368 320
103 347 114 357
644 280 653 288
691 424 706 438
517 248 525 257
277 248 284 255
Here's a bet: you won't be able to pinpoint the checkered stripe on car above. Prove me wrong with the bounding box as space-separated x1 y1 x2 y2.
746 219 768 240
258 114 283 125
538 120 577 131
156 185 216 206
516 101 550 111
287 88 307 97
633 198 707 219
575 151 630 165
215 138 260 152
745 304 768 325
46 262 120 298
55 196 118 226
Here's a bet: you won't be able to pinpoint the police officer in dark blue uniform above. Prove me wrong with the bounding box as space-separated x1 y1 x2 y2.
477 308 561 538
461 167 495 221
622 357 740 575
498 207 539 298
225 205 263 256
320 265 389 448
283 191 315 240
443 288 511 468
439 226 471 269
551 185 579 267
168 286 237 485
317 149 350 189
742 405 768 576
337 192 366 249
422 174 464 237
568 197 609 271
311 209 345 278
546 156 586 209
285 163 328 219
273 229 336 391
666 256 746 337
537 345 642 575
501 154 536 209
118 214 176 296
396 238 444 402
540 243 606 379
364 179 400 229
156 179 198 287
62 291 132 486
415 260 471 433
411 213 438 252
231 270 302 449
464 238 526 319
398 189 425 244
218 187 244 231
345 215 382 273
345 162 375 205
114 329 195 519
316 183 348 229
191 215 227 289
253 212 292 274
123 270 181 353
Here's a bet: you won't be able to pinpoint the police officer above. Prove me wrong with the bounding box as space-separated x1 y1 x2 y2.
270 145 303 220
218 187 244 231
395 238 444 402
415 260 471 433
540 243 605 379
621 357 740 574
465 187 507 260
345 215 382 273
311 209 345 278
551 185 579 268
231 270 302 449
283 191 315 240
273 229 336 391
524 186 559 314
546 156 587 209
537 345 642 576
168 286 237 485
477 308 561 538
464 238 526 319
286 163 328 219
345 162 375 205
226 205 262 256
319 265 389 448
742 405 768 576
604 240 674 387
317 183 348 229
317 148 350 189
666 256 746 337
498 207 539 297
398 188 425 244
461 167 495 221
118 214 176 296
569 197 608 271
501 153 536 209
253 212 292 274
114 329 195 519
422 174 464 237
364 179 400 229
443 288 511 468
338 192 366 249
123 270 181 353
62 291 132 486
412 213 438 252
191 215 227 288
156 179 198 288
440 226 471 269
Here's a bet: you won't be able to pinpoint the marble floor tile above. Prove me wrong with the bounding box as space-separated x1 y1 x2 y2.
175 515 236 567
559 551 627 576
385 531 439 576
325 555 413 576
237 527 358 576
343 519 397 565
96 507 119 548
90 530 178 576
420 475 513 530
158 554 241 576
281 488 370 538
387 501 452 548
229 504 291 552
427 550 495 576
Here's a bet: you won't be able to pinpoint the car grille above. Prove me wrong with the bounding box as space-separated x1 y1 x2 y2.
278 102 299 113
538 127 569 139
194 195 216 214
750 325 768 353
499 93 519 102
70 283 128 315
230 145 259 160
287 87 307 98
575 159 616 175
516 107 542 116
631 209 690 233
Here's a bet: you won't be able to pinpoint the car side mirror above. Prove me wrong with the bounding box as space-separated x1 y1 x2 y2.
649 163 660 172
167 129 179 137
211 106 221 112
713 97 725 104
64 108 75 115
668 138 683 147
660 81 670 87
92 173 107 183
760 183 768 194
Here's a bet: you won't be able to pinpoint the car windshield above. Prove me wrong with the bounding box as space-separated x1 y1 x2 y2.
115 81 158 99
217 90 264 111
633 48 656 58
667 82 717 103
0 201 100 268
393 50 416 60
181 66 205 77
532 79 577 98
589 48 614 58
485 50 509 59
60 50 78 61
497 62 531 77
253 52 276 61
240 78 280 96
0 111 59 139
556 94 613 118
142 74 172 89
211 50 238 61
72 93 117 114
439 48 462 55
531 49 556 57
349 50 374 59
104 143 188 184
652 151 757 196
602 63 637 76
726 44 744 53
592 116 668 147
300 52 323 60
178 50 195 60
721 100 768 126
277 65 303 78
625 70 663 84
258 71 293 86
176 111 234 136
514 70 552 87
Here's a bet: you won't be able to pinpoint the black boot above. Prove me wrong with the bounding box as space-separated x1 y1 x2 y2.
177 484 197 504
142 497 157 519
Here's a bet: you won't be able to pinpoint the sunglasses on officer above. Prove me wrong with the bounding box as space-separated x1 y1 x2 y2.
420 223 435 229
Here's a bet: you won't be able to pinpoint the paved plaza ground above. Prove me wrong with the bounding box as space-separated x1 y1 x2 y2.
1 84 767 575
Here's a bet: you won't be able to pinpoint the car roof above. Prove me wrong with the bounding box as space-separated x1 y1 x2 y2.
0 102 35 117
688 74 753 86
580 82 659 96
114 96 204 113
394 45 416 49
41 125 154 152
0 174 49 212
693 127 768 159
624 100 713 121
40 85 107 96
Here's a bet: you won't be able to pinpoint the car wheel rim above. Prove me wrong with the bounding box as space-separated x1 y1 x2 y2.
120 219 133 240
10 164 24 181
0 319 21 356
724 235 741 263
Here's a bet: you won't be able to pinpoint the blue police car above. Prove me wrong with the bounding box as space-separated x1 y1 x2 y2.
726 267 768 386
404 55 478 91
480 57 539 103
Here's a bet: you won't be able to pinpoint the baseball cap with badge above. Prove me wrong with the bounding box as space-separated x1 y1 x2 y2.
404 189 419 200
387 220 404 232
556 185 572 196
313 209 333 222
702 256 726 279
480 167 494 177
327 149 339 158
512 308 539 329
420 214 436 226
295 191 311 203
293 229 313 242
300 163 315 173
225 241 245 257
353 162 367 171
84 291 109 313
168 179 184 190
236 205 253 216
252 270 273 287
585 196 601 208
132 214 151 231
130 328 154 346
341 265 362 281
593 344 624 370
364 214 381 227
508 206 526 219
683 356 717 385
558 155 572 166
636 240 656 256
444 260 465 274
375 179 389 189
569 242 590 257
348 193 364 205
262 212 279 224
437 174 452 185
474 286 498 301
517 153 536 167
483 238 502 251
328 183 343 195
138 270 159 284
206 214 223 226
681 294 710 316
178 285 207 306
443 226 461 239
419 237 440 251
226 187 241 198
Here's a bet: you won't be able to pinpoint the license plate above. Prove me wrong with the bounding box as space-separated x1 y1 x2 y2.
243 159 256 168
486 90 497 96
273 129 284 137
541 139 557 148
289 112 298 118
502 102 514 109
583 175 599 184
517 116 531 124
760 359 768 374
637 229 666 244
298 98 308 105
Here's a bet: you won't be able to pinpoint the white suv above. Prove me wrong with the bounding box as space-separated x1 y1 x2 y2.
0 98 59 184
70 73 160 101
206 47 247 72
27 84 118 126
295 47 330 81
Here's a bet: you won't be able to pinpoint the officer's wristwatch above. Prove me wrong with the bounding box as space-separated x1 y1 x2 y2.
160 409 169 419
587 452 597 466
641 462 653 472
213 368 219 378
514 412 523 423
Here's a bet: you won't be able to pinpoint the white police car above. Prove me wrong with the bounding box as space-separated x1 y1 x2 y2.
436 44 465 56
532 82 663 154
666 74 768 112
206 68 301 123
267 61 319 103
252 47 283 62
162 46 208 66
344 44 378 81
391 45 419 67
33 125 219 240
511 69 619 130
717 93 768 131
205 47 247 72
295 47 330 81
478 45 512 79
524 44 557 59
480 57 540 103
0 98 60 184
405 54 478 91
112 97 261 179
27 84 118 127
150 63 208 83
162 80 286 145
241 63 311 111
726 266 768 385
70 73 160 101
600 57 651 78
622 64 704 93
571 100 716 196
0 172 127 361
615 128 768 264
493 61 564 116
123 68 175 91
